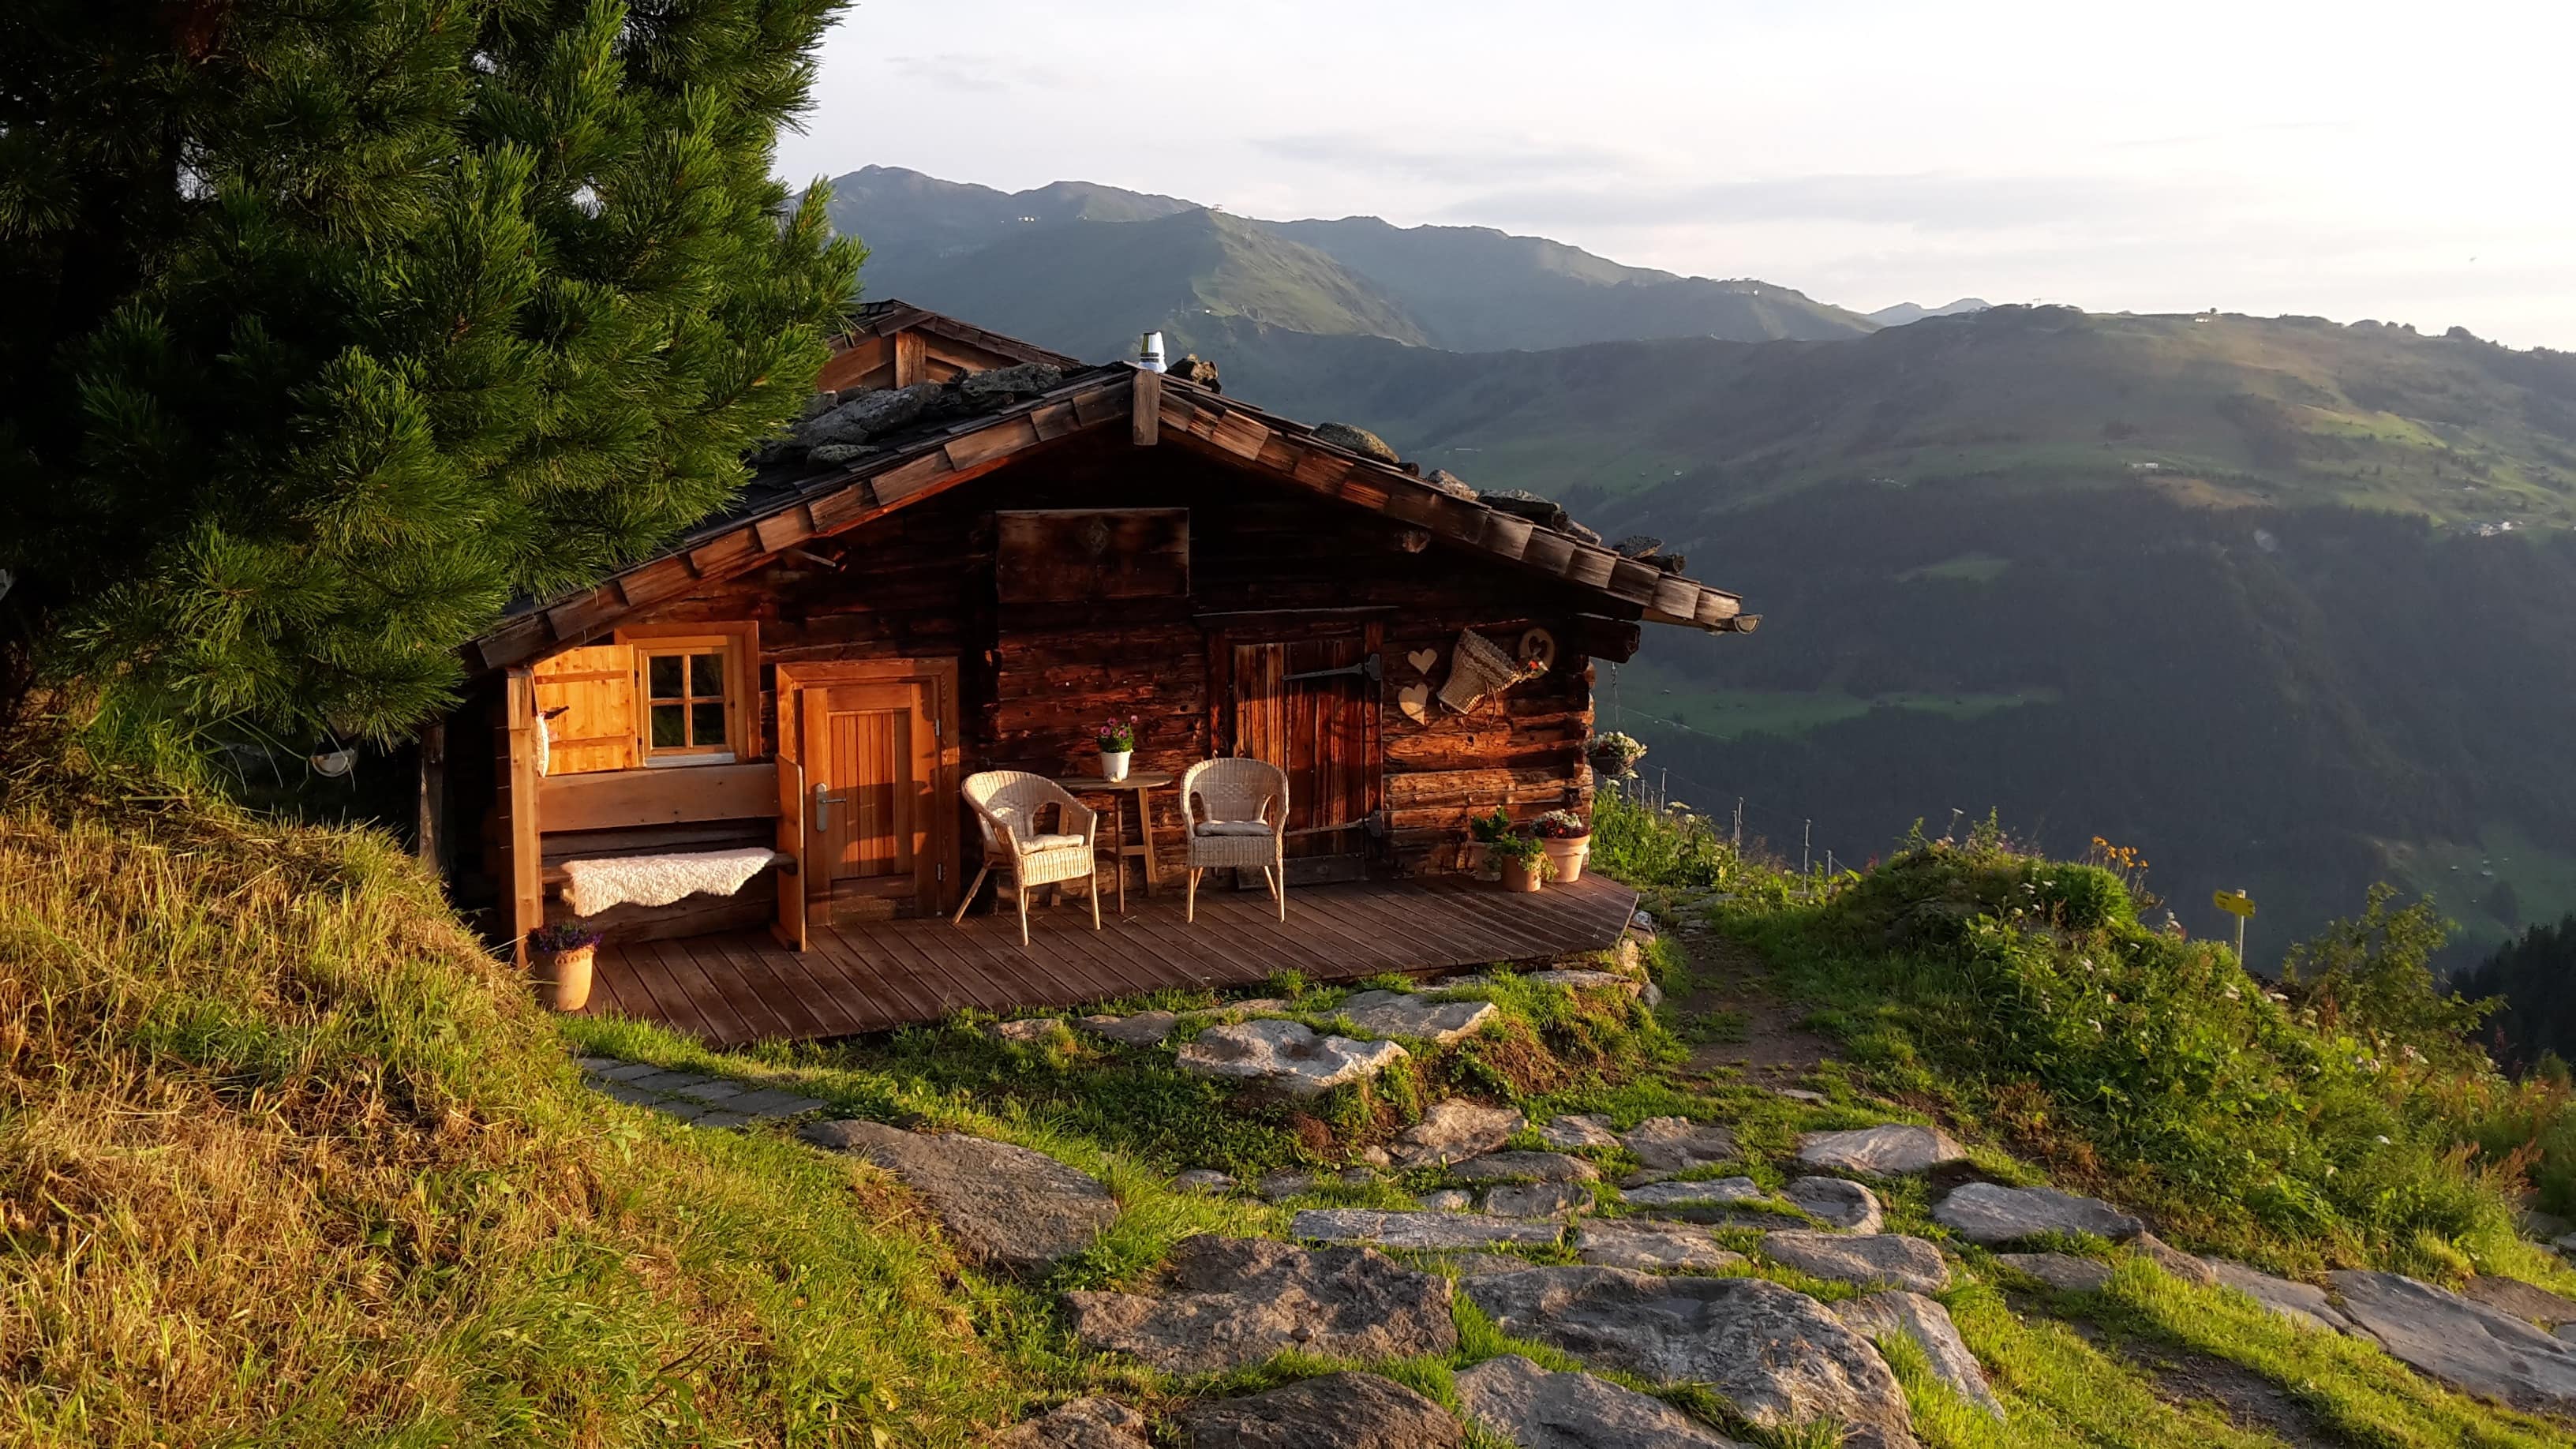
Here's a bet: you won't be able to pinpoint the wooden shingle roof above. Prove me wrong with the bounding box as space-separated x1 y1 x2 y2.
468 358 1754 675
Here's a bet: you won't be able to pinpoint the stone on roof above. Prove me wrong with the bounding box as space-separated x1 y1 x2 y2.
1316 422 1402 466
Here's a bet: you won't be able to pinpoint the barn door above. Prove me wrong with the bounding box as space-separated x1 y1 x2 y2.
1230 630 1382 882
802 678 951 922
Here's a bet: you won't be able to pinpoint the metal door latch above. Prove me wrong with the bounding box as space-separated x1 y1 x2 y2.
1282 654 1381 684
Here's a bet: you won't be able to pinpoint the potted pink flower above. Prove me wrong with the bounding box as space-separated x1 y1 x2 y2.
529 923 603 1012
1096 715 1138 782
1533 809 1592 883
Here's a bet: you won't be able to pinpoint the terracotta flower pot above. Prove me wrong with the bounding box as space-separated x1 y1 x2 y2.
1499 856 1544 893
1541 833 1591 884
543 944 596 1012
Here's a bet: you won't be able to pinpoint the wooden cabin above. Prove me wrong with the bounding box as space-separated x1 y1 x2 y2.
426 304 1757 1043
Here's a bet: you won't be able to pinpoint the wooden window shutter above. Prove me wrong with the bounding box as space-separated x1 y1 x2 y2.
531 643 637 773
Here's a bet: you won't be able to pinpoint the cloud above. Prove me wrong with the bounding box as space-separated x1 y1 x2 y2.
1443 172 2222 234
885 52 1071 95
1250 131 1649 187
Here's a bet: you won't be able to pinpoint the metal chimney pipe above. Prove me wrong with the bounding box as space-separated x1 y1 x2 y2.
1136 331 1167 373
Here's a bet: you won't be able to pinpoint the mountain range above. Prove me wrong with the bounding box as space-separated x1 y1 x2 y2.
818 166 2576 963
821 166 1876 357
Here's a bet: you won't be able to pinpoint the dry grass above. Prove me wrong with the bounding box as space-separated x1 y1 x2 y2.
0 777 1010 1445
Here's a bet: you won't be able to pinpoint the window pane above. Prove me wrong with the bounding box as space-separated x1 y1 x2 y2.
688 651 724 697
650 702 684 747
691 701 726 745
647 654 682 699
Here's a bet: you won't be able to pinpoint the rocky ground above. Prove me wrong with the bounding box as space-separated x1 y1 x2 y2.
576 918 2576 1446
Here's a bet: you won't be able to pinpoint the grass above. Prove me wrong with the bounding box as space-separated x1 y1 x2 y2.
0 779 1019 1444
13 746 2575 1444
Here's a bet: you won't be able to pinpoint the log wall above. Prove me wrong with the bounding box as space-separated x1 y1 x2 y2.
504 430 1610 884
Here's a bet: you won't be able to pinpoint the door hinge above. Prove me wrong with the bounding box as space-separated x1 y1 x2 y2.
937 863 945 881
1282 653 1381 684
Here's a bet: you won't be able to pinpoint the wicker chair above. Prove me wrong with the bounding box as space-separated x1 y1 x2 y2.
955 770 1103 945
1180 758 1290 924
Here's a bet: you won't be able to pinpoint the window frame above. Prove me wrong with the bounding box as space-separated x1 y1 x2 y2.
612 622 762 769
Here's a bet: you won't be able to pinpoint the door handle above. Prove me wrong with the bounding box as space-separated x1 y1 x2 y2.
808 778 850 825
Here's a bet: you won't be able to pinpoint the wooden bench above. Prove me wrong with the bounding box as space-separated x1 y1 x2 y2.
534 761 793 942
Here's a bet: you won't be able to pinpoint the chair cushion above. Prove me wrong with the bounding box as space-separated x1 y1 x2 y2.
1194 821 1275 837
1019 833 1088 851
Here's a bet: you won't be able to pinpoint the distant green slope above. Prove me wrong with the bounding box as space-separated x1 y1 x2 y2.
1200 306 2576 526
889 208 1432 361
816 166 1874 353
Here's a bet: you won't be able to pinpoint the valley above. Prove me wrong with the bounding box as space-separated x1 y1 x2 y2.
821 168 2576 961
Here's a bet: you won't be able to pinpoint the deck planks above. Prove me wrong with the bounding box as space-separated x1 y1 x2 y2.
578 874 1640 1046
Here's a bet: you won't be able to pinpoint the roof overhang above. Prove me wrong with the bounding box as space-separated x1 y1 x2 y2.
466 365 1754 675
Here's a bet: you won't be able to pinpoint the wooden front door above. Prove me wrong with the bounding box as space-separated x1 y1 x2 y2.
1230 629 1383 880
789 661 959 923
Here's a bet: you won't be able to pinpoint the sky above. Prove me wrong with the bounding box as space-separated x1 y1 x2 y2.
777 0 2576 349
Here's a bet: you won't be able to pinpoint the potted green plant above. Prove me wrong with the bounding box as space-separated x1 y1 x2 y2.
1488 832 1551 893
1096 715 1138 782
1533 808 1592 883
1466 807 1513 878
529 923 603 1012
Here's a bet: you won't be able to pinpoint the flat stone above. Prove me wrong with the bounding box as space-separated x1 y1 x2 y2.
1521 968 1645 996
2131 1231 2218 1286
1621 1117 1739 1177
1784 1176 1884 1234
1999 1252 2113 1292
1420 1189 1474 1211
1178 1372 1462 1449
1391 1099 1526 1167
1260 1171 1315 1201
1171 1169 1235 1195
987 1017 1065 1043
1450 1151 1599 1183
1796 1125 1968 1176
1574 1219 1750 1272
1178 1019 1407 1098
995 1396 1153 1448
1455 1354 1745 1447
1292 1208 1563 1250
2206 1259 2353 1334
1464 1267 1918 1449
1447 1252 1543 1276
1838 1292 2003 1421
668 1077 749 1103
2460 1275 2576 1328
724 1088 828 1117
1337 1166 1377 1186
1762 1231 1950 1294
1065 1237 1456 1376
586 1059 661 1081
1933 1182 2143 1245
596 1080 664 1107
800 1121 1117 1274
1487 1181 1592 1218
691 1110 753 1130
1622 1177 1765 1209
1336 989 1500 1044
1076 1011 1178 1047
1539 1113 1622 1150
2328 1270 2576 1413
1777 1088 1830 1104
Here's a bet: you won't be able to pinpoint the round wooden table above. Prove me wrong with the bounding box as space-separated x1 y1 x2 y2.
1051 769 1174 911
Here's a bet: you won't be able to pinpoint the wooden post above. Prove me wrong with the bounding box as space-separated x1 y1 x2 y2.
415 716 446 874
502 668 542 967
893 329 925 388
1131 368 1161 447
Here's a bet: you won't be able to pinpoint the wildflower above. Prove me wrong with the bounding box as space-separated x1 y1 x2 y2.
2222 987 2241 1001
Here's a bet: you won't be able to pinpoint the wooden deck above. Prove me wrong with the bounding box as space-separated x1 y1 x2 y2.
578 874 1640 1046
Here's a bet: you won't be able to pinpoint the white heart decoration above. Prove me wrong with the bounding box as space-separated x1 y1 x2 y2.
1398 683 1432 723
1406 648 1439 675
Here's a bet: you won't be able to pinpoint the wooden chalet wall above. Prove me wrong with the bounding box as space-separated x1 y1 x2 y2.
602 429 1608 880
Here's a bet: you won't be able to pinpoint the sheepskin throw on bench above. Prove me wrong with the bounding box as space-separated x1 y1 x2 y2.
561 848 778 918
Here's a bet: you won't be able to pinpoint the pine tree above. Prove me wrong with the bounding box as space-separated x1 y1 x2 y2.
0 0 861 753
